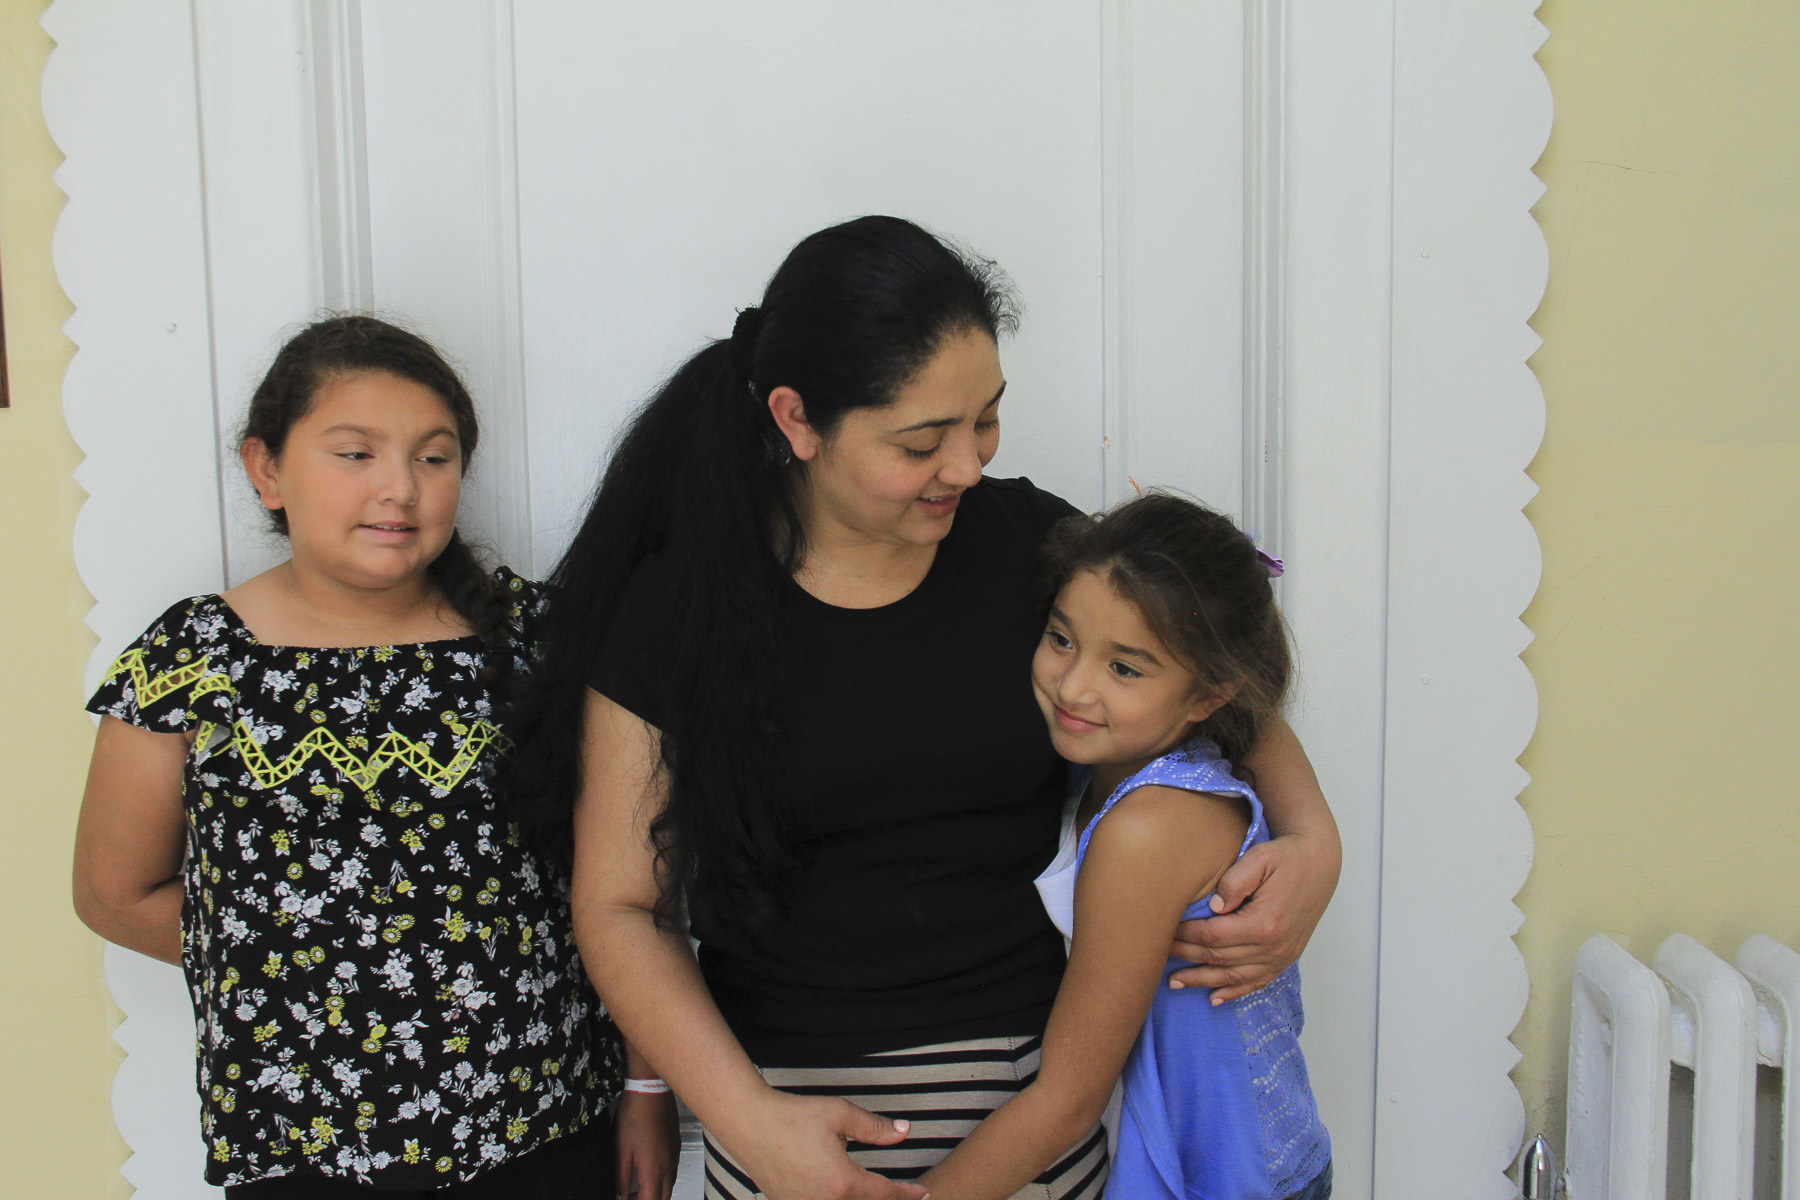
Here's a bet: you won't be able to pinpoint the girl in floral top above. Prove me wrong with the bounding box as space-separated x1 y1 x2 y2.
73 316 678 1198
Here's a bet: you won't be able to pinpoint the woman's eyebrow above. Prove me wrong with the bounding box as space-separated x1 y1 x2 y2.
889 383 1007 434
892 416 958 434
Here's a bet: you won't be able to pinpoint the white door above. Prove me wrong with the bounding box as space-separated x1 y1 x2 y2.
51 2 1547 1197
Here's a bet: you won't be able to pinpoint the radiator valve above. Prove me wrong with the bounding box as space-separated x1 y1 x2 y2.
1513 1133 1564 1199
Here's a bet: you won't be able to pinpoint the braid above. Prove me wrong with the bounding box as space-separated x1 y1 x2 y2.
426 531 515 702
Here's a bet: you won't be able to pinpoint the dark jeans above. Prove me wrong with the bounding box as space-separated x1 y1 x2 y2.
223 1114 613 1200
1282 1158 1333 1200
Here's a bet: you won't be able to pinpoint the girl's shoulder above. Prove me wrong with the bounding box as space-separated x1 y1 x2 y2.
1077 739 1267 865
1074 783 1253 922
1132 739 1260 809
112 592 246 662
87 593 245 732
1090 783 1249 851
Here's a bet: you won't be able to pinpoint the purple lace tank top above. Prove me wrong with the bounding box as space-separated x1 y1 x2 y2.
1054 738 1331 1199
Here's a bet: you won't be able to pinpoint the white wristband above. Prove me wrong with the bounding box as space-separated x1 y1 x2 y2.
623 1076 670 1095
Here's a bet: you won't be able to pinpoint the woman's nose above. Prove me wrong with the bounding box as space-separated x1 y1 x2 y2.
938 435 984 488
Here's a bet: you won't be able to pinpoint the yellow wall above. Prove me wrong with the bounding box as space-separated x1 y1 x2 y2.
1515 0 1800 1143
0 0 128 1193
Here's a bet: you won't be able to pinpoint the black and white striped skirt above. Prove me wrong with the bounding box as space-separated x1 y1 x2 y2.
702 1034 1108 1200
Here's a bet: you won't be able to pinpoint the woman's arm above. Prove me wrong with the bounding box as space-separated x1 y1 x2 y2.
613 1040 680 1200
918 787 1248 1200
72 716 189 964
1169 716 1341 1000
571 690 926 1200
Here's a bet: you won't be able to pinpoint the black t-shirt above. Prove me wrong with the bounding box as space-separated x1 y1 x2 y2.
589 476 1079 1065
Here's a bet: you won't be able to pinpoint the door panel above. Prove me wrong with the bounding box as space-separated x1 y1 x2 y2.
55 4 1408 1197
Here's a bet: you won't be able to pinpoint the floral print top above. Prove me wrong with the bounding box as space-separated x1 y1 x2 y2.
87 570 620 1188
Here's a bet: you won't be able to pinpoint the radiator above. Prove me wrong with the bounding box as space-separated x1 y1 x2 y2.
1566 933 1800 1199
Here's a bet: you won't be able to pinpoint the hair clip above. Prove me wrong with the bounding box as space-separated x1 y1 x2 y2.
1256 547 1284 578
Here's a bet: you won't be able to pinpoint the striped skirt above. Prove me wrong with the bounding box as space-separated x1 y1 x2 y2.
703 1034 1108 1200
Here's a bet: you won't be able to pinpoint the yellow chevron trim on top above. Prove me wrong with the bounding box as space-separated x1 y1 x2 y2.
230 719 510 794
103 647 511 794
104 647 213 708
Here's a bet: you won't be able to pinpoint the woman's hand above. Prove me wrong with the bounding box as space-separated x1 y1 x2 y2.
726 1091 929 1200
1169 829 1340 1001
1167 716 1341 1001
614 1090 680 1200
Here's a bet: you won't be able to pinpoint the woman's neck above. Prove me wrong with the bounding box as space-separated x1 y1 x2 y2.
790 496 940 609
792 539 937 609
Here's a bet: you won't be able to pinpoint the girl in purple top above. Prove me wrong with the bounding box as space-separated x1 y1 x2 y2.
921 492 1332 1200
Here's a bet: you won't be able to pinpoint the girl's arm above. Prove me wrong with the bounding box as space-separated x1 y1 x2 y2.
918 786 1249 1200
613 1039 680 1200
1170 715 1341 1000
571 690 927 1200
72 716 190 964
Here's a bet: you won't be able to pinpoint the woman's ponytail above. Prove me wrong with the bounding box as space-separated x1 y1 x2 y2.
506 334 800 917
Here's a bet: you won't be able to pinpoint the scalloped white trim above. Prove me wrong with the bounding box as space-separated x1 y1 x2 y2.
48 2 232 1193
1371 2 1550 1193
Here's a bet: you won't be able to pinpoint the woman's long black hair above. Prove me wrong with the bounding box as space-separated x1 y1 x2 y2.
508 216 1017 932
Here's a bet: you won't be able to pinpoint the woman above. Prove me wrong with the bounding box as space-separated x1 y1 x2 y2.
509 216 1340 1200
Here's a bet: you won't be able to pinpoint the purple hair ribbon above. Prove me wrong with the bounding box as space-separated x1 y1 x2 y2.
1256 547 1284 578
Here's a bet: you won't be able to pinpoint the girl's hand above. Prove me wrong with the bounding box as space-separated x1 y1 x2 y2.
728 1091 929 1200
1168 829 1340 1001
614 1090 680 1200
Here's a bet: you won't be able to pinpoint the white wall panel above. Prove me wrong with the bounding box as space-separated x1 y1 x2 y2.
511 0 1151 565
1279 7 1397 1195
193 1 324 588
359 0 532 566
49 4 1551 1197
1102 0 1246 514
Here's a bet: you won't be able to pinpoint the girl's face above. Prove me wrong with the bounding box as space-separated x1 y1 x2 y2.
783 327 1005 551
1032 569 1230 772
243 370 464 592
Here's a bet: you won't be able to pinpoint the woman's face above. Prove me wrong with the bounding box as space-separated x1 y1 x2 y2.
789 327 1006 551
